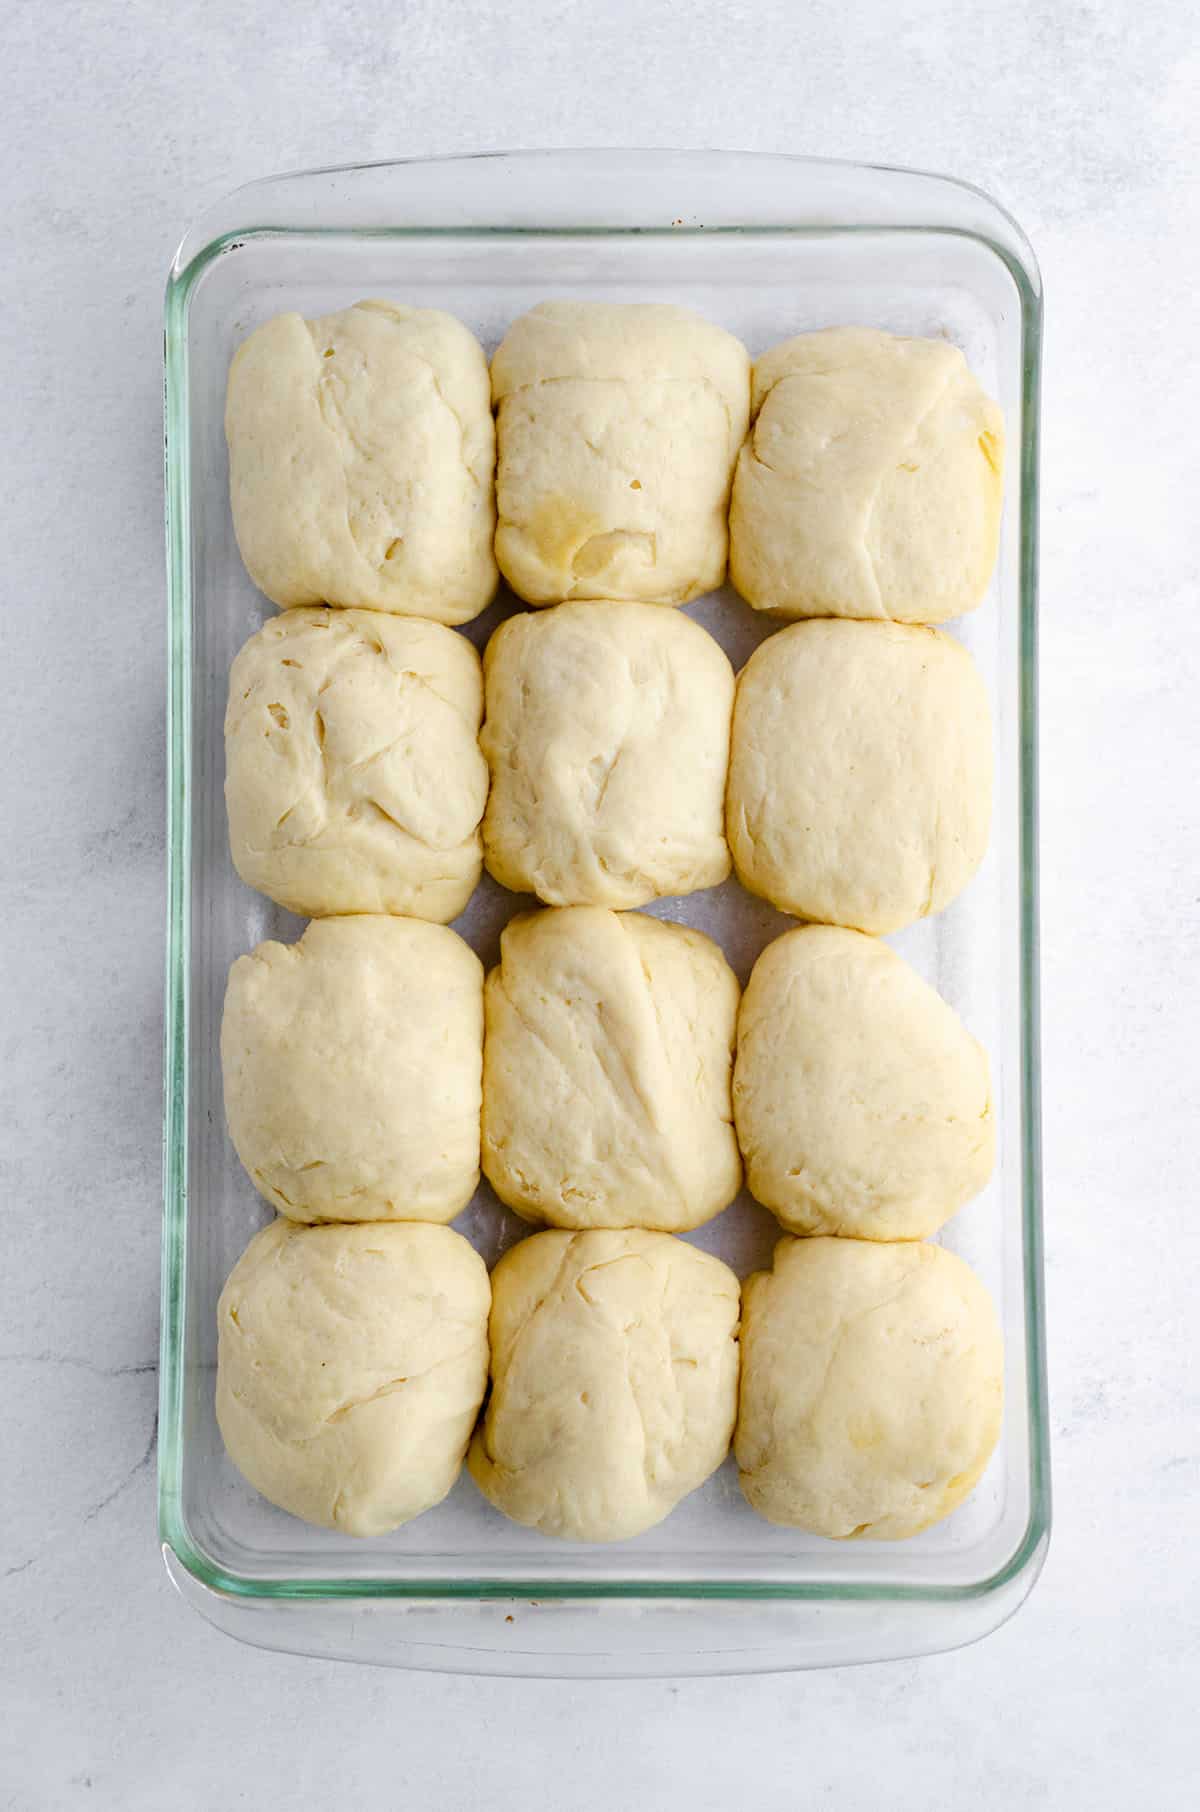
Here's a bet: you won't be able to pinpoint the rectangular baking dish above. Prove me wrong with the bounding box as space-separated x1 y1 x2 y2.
160 149 1048 1675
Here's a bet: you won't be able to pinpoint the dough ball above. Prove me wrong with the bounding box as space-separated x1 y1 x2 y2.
727 619 992 934
221 916 483 1222
216 1218 490 1536
482 907 741 1232
469 1229 740 1541
730 327 1004 623
733 927 994 1239
736 1236 1003 1539
481 602 733 907
225 608 488 922
226 300 497 623
491 301 749 604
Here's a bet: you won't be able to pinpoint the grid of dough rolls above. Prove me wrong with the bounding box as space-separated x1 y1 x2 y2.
217 299 1005 1544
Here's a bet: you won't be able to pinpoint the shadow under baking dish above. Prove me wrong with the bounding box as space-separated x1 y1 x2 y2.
160 149 1047 1674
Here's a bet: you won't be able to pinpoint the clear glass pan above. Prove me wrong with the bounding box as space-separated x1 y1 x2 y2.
160 149 1048 1674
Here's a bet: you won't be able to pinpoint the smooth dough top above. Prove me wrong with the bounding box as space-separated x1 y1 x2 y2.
736 1237 1003 1539
733 927 994 1240
221 916 483 1223
491 301 750 604
225 608 488 922
482 907 742 1232
730 327 1004 623
226 300 497 623
216 1218 490 1536
481 601 733 908
468 1229 741 1542
727 619 993 934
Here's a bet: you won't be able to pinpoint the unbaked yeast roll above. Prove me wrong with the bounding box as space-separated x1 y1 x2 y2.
225 608 488 922
491 300 750 604
726 619 992 935
469 1228 740 1541
217 1218 490 1536
482 906 741 1233
481 601 733 908
221 916 483 1224
733 927 995 1242
736 1237 1003 1540
226 299 497 622
730 327 1004 623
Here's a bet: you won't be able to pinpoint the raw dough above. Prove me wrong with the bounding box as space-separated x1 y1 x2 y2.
225 607 488 921
482 907 741 1231
468 1228 740 1541
736 1236 1003 1539
733 926 994 1239
226 300 497 623
730 327 1004 623
221 916 483 1222
727 619 992 933
216 1218 490 1536
491 301 749 604
481 601 733 907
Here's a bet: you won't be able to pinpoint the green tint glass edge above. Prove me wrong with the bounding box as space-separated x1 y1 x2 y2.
159 271 192 1570
159 203 1048 1608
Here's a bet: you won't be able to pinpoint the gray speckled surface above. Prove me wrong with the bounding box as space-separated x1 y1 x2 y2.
2 0 1197 1804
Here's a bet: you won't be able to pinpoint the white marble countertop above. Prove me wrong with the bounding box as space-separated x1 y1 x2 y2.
3 1 1197 1804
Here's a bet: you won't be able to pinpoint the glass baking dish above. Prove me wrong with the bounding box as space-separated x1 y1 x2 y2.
160 149 1048 1675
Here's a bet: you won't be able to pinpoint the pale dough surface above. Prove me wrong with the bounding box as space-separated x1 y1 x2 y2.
225 607 488 921
733 926 994 1239
468 1228 740 1541
491 300 749 604
216 1218 490 1537
481 601 733 907
727 619 993 933
482 907 741 1231
736 1236 1003 1539
221 916 483 1223
730 326 1004 623
226 300 497 622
